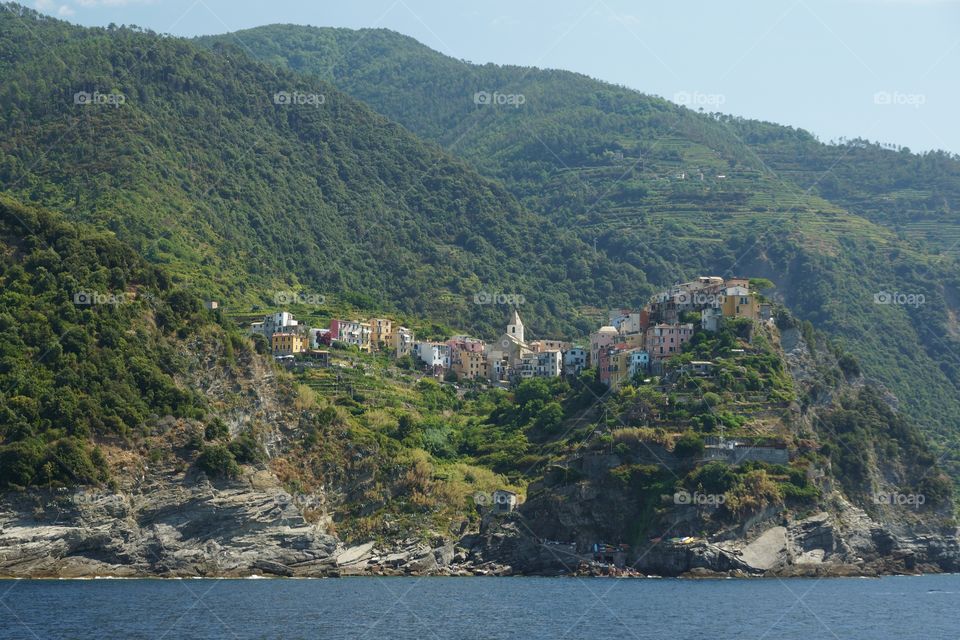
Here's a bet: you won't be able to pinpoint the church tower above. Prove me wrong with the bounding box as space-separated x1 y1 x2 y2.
507 308 525 344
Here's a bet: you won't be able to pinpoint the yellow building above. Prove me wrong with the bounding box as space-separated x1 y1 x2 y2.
370 318 393 351
721 285 760 320
608 350 633 389
272 332 307 356
620 333 644 350
393 326 415 357
452 350 489 380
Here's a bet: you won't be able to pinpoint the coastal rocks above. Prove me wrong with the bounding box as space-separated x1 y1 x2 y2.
336 542 375 567
736 526 788 570
0 476 340 579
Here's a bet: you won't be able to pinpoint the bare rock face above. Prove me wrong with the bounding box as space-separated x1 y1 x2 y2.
465 498 959 578
0 474 340 578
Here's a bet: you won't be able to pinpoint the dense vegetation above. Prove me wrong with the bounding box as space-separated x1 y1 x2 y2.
0 4 653 341
0 194 216 488
201 24 960 475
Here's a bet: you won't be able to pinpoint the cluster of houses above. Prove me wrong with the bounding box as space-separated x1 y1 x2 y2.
249 312 414 365
249 308 574 385
590 276 771 389
247 276 769 389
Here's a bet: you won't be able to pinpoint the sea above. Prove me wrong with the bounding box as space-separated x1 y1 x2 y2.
0 574 956 639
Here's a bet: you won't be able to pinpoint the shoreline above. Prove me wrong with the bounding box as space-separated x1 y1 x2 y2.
0 566 950 581
0 573 952 581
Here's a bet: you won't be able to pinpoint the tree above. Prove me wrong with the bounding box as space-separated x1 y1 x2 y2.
533 402 564 433
673 431 705 458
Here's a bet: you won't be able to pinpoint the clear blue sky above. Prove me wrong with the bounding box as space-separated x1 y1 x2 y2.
32 0 960 154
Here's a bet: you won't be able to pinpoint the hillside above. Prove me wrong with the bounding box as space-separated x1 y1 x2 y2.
0 5 654 342
2 222 955 576
199 24 960 473
0 193 222 487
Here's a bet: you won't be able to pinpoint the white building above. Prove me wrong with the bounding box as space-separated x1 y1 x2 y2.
628 350 650 377
415 342 451 369
492 489 519 513
563 347 588 376
251 311 298 337
336 320 372 351
518 350 562 379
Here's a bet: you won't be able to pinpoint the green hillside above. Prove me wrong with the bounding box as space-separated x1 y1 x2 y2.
0 193 218 487
0 5 654 341
199 24 960 473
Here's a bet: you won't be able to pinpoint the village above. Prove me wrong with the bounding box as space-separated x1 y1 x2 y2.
248 275 772 391
243 276 787 573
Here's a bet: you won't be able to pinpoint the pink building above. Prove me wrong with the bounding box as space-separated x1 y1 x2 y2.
447 335 485 353
590 326 619 368
645 323 695 360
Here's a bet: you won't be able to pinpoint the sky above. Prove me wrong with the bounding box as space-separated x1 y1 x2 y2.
31 0 960 154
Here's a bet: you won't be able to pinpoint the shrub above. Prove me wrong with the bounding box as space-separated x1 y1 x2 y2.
702 392 722 408
686 462 736 494
204 418 229 441
197 445 239 478
228 432 265 465
673 431 705 458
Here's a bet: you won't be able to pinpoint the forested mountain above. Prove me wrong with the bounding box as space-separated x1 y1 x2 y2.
0 193 216 487
200 24 960 472
0 4 653 341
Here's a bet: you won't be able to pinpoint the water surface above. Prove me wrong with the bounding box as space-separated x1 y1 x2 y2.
1 574 956 639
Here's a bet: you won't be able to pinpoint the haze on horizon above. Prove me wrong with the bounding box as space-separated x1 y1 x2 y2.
29 0 960 155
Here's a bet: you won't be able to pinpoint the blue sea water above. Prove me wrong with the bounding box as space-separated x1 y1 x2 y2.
0 574 957 639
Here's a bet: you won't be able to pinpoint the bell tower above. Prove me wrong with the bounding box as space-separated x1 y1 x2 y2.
507 308 524 343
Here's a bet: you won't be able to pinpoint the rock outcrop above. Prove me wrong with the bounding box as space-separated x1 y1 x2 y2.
0 471 339 578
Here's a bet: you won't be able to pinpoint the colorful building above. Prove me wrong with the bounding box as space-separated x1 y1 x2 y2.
271 331 308 356
393 326 415 358
370 318 393 351
645 323 695 360
721 285 760 321
452 350 490 380
590 326 619 368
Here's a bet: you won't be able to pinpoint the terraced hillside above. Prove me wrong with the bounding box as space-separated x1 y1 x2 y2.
201 24 960 474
